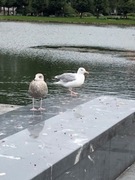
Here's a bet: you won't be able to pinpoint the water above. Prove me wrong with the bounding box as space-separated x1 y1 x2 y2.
0 22 135 51
0 22 135 106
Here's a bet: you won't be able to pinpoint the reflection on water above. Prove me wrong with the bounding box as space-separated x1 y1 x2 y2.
0 50 135 106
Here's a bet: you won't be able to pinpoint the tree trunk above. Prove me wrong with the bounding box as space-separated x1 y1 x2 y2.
3 7 5 15
96 13 99 19
96 9 99 19
13 7 14 15
7 7 10 15
80 12 83 18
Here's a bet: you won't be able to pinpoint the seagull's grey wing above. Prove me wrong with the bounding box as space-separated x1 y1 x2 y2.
55 73 76 83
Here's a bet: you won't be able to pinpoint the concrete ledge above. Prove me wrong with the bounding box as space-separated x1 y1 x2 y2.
0 104 21 115
0 96 135 180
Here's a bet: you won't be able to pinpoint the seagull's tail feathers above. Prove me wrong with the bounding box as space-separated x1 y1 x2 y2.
55 75 61 79
53 81 61 85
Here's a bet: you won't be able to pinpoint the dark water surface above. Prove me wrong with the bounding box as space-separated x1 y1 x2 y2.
0 50 135 106
0 22 135 106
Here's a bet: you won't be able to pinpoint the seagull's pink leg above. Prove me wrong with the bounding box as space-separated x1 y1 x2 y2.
38 98 45 111
30 98 37 111
69 88 78 96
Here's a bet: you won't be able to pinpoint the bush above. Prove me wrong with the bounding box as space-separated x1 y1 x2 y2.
64 3 77 17
127 13 135 17
83 12 93 17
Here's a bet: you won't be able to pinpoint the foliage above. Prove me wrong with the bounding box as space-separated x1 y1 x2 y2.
71 0 91 17
0 0 135 18
64 3 77 17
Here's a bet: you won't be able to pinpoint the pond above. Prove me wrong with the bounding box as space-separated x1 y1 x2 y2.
0 22 135 107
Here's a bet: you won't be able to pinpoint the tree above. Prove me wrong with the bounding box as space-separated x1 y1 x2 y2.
108 0 118 14
15 0 28 15
1 0 16 15
94 0 104 18
63 2 77 17
71 0 90 18
126 0 135 14
117 0 131 18
48 0 66 16
0 0 3 13
102 0 110 15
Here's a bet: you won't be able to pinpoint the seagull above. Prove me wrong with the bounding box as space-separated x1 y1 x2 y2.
54 67 89 96
28 73 48 111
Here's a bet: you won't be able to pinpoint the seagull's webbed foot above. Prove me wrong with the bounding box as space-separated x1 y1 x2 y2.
69 88 78 96
71 91 78 96
38 107 46 111
30 107 38 111
30 98 38 111
38 99 46 111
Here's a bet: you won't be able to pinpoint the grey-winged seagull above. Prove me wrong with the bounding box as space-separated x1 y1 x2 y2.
54 67 89 96
28 73 48 111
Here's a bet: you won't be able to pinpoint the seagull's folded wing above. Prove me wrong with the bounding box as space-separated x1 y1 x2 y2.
55 73 76 82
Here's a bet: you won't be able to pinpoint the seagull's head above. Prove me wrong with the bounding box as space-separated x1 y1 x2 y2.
34 73 44 81
77 67 89 75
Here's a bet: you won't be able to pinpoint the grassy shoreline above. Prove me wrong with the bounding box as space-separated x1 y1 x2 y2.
0 15 135 26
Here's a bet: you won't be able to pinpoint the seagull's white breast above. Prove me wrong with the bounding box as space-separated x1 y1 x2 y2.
63 74 85 88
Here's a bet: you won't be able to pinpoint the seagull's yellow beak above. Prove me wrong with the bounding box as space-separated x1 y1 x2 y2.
85 70 89 74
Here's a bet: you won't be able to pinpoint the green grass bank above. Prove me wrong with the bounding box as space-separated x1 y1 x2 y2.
0 15 135 26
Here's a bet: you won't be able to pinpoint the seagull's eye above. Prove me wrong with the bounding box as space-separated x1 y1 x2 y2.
39 75 42 78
